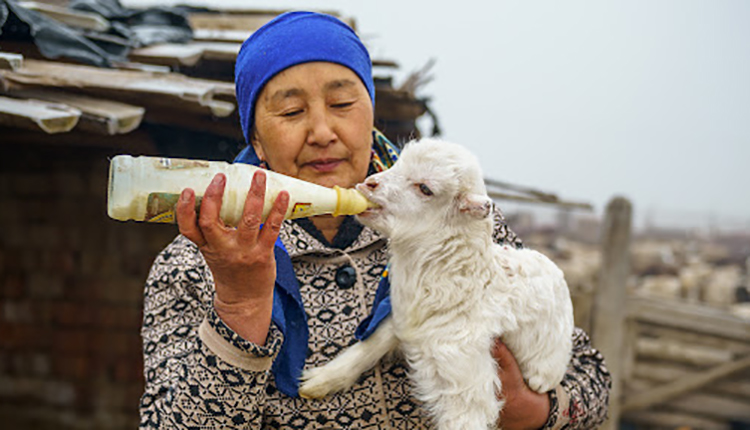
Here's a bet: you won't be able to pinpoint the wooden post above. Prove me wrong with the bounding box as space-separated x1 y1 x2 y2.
591 196 633 430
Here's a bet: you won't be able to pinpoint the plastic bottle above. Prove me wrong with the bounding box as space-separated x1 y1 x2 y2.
107 155 375 226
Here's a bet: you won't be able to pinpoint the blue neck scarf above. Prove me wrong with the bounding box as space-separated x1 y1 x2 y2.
234 130 398 397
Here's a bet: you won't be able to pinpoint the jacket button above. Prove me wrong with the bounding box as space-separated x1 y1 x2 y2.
335 265 357 289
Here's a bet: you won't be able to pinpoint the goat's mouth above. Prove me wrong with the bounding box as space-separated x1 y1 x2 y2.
355 184 384 217
358 205 382 218
358 198 384 217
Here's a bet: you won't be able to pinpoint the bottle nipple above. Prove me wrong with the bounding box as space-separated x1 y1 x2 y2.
333 186 377 217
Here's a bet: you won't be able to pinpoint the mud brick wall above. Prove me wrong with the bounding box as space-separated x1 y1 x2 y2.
0 138 179 429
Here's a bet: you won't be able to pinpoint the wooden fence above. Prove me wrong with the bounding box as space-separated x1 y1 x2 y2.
588 197 750 430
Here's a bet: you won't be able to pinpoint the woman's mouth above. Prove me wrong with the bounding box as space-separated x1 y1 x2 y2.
305 159 343 172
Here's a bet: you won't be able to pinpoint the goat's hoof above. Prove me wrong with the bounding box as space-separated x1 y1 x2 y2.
298 369 333 399
298 391 314 400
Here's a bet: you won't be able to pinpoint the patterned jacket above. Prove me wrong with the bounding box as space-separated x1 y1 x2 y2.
139 210 611 429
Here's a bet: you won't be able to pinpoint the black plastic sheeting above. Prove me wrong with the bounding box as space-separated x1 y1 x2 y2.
0 0 193 67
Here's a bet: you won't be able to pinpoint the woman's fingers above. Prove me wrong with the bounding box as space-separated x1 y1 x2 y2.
176 187 206 246
236 171 267 244
491 339 518 372
177 170 288 256
258 190 289 250
198 173 229 244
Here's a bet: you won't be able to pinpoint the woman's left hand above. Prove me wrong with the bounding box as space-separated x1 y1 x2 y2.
492 339 551 430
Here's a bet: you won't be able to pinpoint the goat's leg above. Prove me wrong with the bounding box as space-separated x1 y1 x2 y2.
503 323 571 394
299 317 398 399
408 343 501 430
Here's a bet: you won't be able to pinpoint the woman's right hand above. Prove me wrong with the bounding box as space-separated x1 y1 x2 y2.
176 171 289 343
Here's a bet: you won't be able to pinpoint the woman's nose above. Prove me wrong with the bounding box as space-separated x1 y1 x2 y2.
306 107 336 146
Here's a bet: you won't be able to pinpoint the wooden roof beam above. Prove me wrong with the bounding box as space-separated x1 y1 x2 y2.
7 88 145 135
0 95 80 133
0 59 236 117
17 1 110 32
0 52 24 71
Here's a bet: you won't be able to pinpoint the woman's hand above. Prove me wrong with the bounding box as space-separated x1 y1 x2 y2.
492 339 551 430
177 171 289 343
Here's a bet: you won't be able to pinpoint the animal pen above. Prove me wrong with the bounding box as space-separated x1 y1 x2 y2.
569 198 750 430
2 1 749 429
489 177 750 429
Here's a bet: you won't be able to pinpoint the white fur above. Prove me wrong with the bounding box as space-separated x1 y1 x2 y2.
299 139 574 430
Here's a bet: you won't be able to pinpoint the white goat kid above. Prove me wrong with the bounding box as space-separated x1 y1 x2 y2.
299 138 574 430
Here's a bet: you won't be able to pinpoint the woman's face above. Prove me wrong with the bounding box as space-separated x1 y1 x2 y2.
251 62 374 189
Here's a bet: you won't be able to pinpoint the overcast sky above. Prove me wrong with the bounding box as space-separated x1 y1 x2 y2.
126 0 750 231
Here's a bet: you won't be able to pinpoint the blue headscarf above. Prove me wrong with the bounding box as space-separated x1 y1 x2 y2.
232 11 395 398
235 11 376 151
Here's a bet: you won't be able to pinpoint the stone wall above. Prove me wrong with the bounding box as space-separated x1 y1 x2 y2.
0 137 178 429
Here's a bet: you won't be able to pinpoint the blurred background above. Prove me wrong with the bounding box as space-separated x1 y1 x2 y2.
1 1 749 429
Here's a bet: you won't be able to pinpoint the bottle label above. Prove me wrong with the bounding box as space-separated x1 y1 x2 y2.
146 192 202 224
158 158 211 170
291 202 314 218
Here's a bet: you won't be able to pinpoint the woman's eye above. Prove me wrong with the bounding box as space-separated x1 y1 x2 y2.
332 101 354 109
418 183 433 196
282 109 302 117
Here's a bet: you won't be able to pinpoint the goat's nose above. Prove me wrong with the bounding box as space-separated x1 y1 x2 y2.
364 177 379 190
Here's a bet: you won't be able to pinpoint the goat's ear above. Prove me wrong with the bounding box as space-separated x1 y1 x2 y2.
457 193 493 219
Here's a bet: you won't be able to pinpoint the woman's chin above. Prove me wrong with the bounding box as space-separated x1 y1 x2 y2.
303 174 353 190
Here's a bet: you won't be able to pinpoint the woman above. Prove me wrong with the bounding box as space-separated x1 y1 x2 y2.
139 11 610 429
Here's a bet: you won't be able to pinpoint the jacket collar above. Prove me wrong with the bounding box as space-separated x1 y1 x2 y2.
278 218 385 259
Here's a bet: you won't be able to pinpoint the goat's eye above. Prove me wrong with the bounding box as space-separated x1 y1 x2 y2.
417 183 433 196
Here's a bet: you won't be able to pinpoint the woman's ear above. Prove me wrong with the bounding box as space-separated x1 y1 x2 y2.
250 128 266 163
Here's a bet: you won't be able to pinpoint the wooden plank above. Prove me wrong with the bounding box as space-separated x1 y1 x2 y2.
196 42 241 62
128 41 390 70
0 53 23 71
130 42 242 66
484 177 560 202
0 95 80 133
627 379 750 421
486 190 593 210
114 62 172 74
129 44 205 67
590 197 633 430
18 1 109 31
187 11 355 32
188 12 279 32
627 295 750 342
6 89 144 135
373 59 400 69
621 320 639 382
622 355 750 412
639 324 750 355
636 337 734 366
632 361 750 398
0 59 236 117
621 409 731 430
193 28 252 44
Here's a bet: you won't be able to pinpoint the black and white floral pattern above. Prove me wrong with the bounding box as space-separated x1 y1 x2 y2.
139 208 610 429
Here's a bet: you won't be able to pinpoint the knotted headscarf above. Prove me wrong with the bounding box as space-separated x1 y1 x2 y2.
235 11 376 152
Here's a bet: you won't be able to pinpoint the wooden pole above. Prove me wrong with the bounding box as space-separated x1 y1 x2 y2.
591 196 633 430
